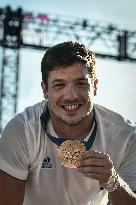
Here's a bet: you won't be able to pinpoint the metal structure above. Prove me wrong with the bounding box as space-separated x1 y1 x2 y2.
0 6 136 133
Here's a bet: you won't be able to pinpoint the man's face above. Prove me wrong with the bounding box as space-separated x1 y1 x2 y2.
42 63 98 127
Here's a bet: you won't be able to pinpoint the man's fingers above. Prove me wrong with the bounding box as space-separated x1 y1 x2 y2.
81 151 110 160
78 157 112 168
79 165 113 177
79 151 113 169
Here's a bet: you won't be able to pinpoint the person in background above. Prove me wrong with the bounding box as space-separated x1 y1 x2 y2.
0 41 136 205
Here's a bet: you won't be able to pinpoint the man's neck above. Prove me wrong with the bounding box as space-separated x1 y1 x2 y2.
51 114 94 140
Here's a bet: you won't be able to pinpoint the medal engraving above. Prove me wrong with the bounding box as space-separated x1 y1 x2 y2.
58 140 86 168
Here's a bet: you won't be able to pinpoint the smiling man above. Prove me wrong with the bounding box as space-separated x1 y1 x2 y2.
0 41 136 205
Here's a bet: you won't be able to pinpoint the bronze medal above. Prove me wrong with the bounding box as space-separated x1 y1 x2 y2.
58 140 86 168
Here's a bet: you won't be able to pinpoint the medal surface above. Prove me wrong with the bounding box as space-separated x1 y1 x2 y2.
58 140 86 168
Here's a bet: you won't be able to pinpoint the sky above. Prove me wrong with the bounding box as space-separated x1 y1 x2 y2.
0 0 136 122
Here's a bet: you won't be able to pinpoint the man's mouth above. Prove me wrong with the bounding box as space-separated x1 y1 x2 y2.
62 104 82 111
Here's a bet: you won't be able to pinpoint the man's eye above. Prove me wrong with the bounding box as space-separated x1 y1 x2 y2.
54 84 65 88
77 82 88 86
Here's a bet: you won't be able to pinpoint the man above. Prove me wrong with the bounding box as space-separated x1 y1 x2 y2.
0 41 136 205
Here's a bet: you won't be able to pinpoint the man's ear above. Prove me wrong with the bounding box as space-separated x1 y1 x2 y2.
41 81 48 99
93 79 98 96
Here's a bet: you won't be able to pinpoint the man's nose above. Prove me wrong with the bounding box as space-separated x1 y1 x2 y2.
65 86 78 99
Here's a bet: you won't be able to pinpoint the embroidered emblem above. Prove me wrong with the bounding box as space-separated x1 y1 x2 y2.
41 156 53 168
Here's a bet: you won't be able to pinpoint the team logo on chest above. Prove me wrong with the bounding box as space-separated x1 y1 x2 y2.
41 156 53 168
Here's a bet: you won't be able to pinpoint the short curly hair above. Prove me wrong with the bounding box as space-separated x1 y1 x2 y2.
41 41 96 84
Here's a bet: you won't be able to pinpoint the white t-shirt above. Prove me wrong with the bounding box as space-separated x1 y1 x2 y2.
0 100 136 205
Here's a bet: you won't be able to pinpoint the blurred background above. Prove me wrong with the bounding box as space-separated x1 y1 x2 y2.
0 0 136 133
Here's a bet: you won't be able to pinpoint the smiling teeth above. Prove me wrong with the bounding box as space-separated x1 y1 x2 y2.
63 104 79 110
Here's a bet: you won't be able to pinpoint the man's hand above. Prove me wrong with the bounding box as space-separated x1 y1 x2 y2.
77 151 114 187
